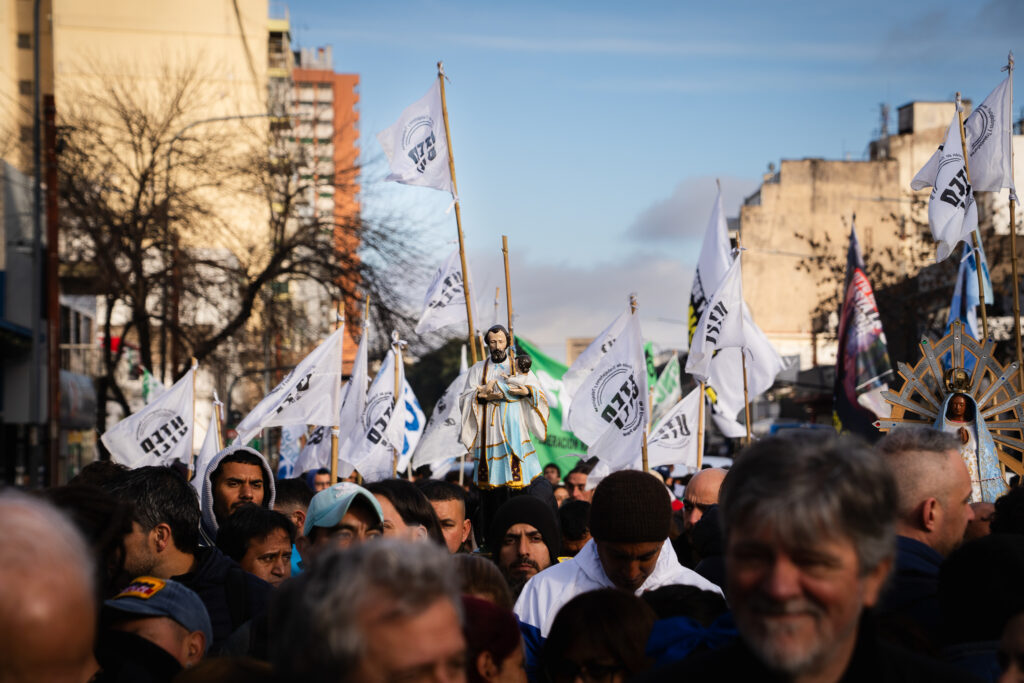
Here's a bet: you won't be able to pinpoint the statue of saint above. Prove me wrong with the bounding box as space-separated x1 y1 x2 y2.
459 325 548 490
934 389 1006 503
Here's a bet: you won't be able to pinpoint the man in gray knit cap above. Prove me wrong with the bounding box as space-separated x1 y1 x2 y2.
514 469 721 675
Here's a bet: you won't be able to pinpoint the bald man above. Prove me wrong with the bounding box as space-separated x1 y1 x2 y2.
876 427 975 649
671 467 727 568
0 492 100 683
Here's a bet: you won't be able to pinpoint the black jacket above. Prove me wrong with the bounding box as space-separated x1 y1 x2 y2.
172 546 271 652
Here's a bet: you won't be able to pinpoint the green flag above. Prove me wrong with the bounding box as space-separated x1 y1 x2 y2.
643 341 658 390
516 338 586 476
650 353 682 425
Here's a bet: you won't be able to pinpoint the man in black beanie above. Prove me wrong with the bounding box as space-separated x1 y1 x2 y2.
513 470 721 677
488 496 560 594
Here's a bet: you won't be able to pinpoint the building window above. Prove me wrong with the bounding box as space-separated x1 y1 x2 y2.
19 80 33 96
17 33 31 49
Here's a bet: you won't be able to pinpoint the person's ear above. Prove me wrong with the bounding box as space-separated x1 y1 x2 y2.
461 519 472 545
153 523 174 553
292 509 307 532
921 497 941 533
861 556 893 608
477 651 499 681
412 525 429 541
183 630 206 667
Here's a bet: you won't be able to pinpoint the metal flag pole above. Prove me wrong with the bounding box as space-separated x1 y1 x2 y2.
392 331 403 477
630 294 650 473
1004 53 1023 389
437 62 479 364
956 91 990 341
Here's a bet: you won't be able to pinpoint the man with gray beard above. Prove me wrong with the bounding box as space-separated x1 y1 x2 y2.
644 435 978 682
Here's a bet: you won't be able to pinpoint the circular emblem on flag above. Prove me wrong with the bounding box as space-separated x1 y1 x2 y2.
134 409 178 440
588 363 644 437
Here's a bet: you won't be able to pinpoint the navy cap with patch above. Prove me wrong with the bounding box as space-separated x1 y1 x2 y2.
104 576 213 651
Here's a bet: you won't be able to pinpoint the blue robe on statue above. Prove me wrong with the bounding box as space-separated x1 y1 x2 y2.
933 393 1006 503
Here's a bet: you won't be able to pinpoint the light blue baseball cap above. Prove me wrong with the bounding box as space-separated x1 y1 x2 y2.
304 482 383 536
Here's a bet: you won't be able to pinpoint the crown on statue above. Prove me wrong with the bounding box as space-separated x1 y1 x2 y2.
943 367 971 394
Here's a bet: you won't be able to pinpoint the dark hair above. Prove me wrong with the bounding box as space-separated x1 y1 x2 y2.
452 554 514 611
416 479 467 512
541 589 655 681
365 479 445 546
515 352 532 373
216 505 297 562
106 466 201 553
462 596 522 683
569 459 596 477
640 584 729 624
558 500 590 542
69 460 129 488
275 477 314 510
485 325 510 346
212 450 268 487
42 484 134 598
992 487 1024 535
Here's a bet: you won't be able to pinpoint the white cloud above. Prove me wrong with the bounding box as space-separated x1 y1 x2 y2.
627 175 761 241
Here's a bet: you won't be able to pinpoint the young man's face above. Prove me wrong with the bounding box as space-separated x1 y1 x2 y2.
212 462 265 522
430 499 471 554
498 523 551 584
594 540 662 592
239 527 292 588
565 473 592 502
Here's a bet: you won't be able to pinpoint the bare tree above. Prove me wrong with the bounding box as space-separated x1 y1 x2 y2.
55 61 423 435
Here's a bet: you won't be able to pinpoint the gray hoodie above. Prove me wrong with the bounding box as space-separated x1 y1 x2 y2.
199 444 276 545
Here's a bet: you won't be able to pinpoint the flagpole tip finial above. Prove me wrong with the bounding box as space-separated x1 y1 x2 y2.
391 330 400 344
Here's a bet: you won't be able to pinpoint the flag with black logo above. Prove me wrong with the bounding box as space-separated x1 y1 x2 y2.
346 344 406 482
833 226 893 436
688 185 731 344
911 110 979 262
647 387 701 471
565 311 648 472
562 305 631 408
412 367 471 470
377 80 452 193
234 325 346 445
102 366 195 468
686 256 745 384
415 249 472 335
965 74 1015 196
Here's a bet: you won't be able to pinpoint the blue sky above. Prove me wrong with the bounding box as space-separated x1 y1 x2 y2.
285 0 1024 360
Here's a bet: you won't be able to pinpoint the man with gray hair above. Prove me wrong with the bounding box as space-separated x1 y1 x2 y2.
651 435 974 681
875 427 975 649
271 539 467 682
0 491 100 682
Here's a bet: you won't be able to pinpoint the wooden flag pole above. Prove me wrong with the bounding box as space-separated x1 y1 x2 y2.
437 62 479 365
956 91 990 341
741 353 753 444
213 391 224 451
502 236 516 374
187 357 198 480
696 382 706 470
629 294 649 473
392 333 403 477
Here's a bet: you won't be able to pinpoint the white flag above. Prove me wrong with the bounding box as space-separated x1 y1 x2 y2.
686 257 746 383
295 323 371 475
911 111 979 262
688 185 732 342
647 387 702 471
412 368 470 469
346 345 406 482
415 250 470 334
460 344 469 373
705 314 787 437
565 311 648 471
562 305 631 404
234 325 346 444
965 74 1016 196
192 405 223 497
102 367 195 468
394 380 427 474
377 80 452 193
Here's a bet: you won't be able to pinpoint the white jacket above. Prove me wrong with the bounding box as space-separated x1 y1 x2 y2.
514 537 722 675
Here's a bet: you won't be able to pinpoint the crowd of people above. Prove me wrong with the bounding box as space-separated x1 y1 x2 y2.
4 426 1024 682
